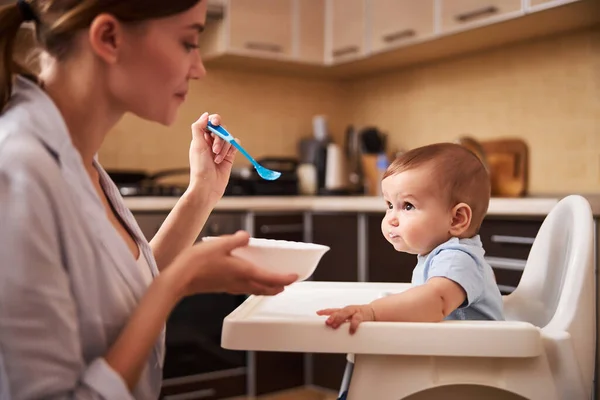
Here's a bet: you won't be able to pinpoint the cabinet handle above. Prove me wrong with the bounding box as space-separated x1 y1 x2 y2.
455 5 499 23
497 284 517 294
382 29 416 44
163 389 216 400
259 223 304 235
332 45 359 58
490 235 535 245
244 42 283 53
486 256 526 271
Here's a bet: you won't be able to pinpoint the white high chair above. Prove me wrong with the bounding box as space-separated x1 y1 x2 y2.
221 195 596 399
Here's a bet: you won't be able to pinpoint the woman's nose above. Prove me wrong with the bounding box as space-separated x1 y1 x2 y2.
189 53 207 80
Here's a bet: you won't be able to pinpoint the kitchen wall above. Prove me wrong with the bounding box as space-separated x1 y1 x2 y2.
99 26 600 194
99 69 349 176
346 27 600 195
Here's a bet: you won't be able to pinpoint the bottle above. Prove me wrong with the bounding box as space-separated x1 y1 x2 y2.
375 153 389 196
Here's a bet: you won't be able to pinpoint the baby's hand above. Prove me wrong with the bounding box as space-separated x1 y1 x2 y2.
316 304 376 334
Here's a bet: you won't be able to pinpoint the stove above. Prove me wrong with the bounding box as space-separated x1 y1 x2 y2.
109 158 300 198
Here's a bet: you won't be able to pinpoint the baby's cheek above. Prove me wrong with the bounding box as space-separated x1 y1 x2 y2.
380 218 388 236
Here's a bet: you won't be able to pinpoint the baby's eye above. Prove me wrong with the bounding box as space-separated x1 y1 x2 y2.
402 202 414 211
385 201 393 210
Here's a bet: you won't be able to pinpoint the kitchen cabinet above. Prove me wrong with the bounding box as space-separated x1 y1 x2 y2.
229 0 293 57
298 0 326 63
310 214 359 282
252 213 306 395
326 0 367 64
527 0 579 10
200 0 326 64
134 212 168 241
366 214 416 283
308 214 359 392
198 0 595 78
369 0 435 53
439 0 523 33
160 374 246 399
479 217 543 295
200 0 294 60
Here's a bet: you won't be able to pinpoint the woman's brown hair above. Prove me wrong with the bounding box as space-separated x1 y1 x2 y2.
0 0 201 111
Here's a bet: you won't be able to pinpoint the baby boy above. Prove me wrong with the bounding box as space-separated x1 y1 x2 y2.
317 142 505 399
318 142 504 331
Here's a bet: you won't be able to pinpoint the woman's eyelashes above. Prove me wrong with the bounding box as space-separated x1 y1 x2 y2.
183 41 199 52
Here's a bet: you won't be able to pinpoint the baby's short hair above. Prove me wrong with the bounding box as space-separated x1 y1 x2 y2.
383 143 491 233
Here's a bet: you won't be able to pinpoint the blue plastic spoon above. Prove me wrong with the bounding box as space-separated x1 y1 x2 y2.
206 121 281 181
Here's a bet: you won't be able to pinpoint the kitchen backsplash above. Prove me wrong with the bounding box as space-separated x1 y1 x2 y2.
346 27 600 195
99 27 599 194
99 70 348 174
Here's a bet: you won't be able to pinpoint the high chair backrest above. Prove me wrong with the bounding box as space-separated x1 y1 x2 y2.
503 195 596 387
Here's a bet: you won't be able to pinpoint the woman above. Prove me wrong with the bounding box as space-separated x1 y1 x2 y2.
0 0 297 399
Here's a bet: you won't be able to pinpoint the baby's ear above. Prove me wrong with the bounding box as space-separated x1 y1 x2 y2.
449 203 472 236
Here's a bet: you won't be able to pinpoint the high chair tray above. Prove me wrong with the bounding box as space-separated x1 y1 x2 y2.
221 281 542 358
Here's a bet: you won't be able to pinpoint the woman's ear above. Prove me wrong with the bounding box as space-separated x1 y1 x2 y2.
88 14 123 64
449 203 472 236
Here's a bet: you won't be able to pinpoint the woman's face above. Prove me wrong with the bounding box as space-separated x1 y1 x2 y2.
107 1 207 126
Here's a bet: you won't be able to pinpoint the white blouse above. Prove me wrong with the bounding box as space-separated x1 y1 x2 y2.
0 76 164 400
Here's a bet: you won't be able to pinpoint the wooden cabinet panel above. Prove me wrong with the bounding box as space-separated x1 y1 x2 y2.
229 0 294 56
161 373 246 399
528 0 576 7
327 0 366 63
134 212 168 241
311 353 348 392
254 352 304 395
253 214 305 241
440 0 523 32
366 214 417 283
479 218 542 260
310 214 359 282
479 217 542 295
252 213 305 395
298 0 326 63
370 0 435 53
308 213 358 392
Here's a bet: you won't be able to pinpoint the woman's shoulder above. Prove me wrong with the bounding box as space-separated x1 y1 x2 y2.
0 128 62 195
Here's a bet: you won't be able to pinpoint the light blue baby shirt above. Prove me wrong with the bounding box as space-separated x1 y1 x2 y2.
412 235 505 321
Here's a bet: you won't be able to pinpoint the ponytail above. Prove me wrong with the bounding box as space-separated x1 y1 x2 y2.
0 2 33 112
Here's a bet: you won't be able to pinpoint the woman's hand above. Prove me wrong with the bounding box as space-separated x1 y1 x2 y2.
188 113 238 205
167 231 298 299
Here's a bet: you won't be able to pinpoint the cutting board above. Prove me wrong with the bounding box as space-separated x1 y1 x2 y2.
480 139 529 197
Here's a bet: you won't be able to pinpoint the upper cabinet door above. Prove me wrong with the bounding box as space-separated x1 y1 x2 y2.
527 0 578 10
370 0 435 53
297 0 326 63
440 0 523 33
228 0 294 57
327 0 366 64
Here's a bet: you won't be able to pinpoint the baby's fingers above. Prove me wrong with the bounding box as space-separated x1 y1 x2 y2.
326 307 356 329
316 308 340 316
349 313 364 335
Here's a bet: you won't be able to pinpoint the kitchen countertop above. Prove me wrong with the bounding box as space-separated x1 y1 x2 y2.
124 194 600 217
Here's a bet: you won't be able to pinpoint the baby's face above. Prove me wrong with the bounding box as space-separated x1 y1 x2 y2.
381 167 453 255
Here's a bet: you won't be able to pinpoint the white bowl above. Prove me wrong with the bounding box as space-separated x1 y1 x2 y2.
202 237 330 281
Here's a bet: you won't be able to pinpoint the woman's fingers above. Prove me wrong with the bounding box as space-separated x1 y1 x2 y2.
244 264 298 288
